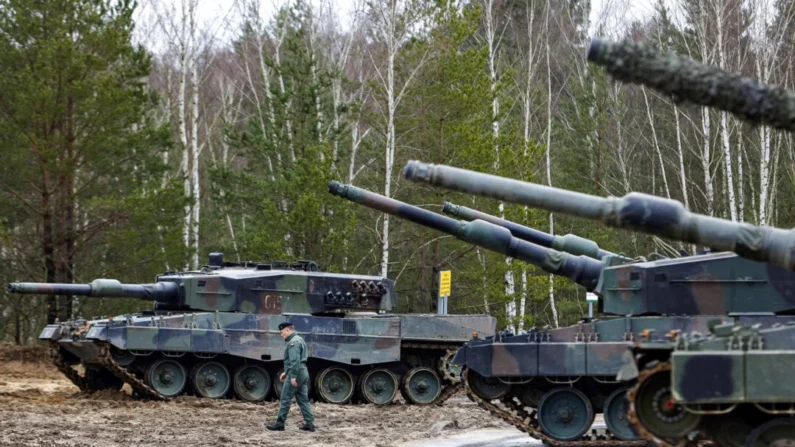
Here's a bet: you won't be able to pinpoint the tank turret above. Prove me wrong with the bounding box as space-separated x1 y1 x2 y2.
442 202 616 259
332 181 795 316
329 181 602 290
8 253 396 314
404 161 795 271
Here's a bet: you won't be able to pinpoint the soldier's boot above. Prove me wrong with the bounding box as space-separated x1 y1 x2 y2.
266 422 285 431
299 423 315 432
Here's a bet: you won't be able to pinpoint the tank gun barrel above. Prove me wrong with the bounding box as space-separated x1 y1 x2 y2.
442 202 616 259
329 181 602 290
587 38 795 133
404 161 795 270
7 279 180 302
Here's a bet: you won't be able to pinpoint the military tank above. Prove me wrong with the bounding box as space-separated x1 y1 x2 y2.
9 255 495 405
403 161 795 446
329 181 795 446
587 38 795 446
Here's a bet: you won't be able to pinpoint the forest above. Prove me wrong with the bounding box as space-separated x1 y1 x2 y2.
1 0 793 344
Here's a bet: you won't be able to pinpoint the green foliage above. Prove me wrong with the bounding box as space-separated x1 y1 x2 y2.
0 0 181 341
214 1 355 271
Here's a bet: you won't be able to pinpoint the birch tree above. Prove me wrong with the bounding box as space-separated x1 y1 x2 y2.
367 0 428 278
750 0 795 224
545 0 558 328
516 0 542 333
686 0 717 216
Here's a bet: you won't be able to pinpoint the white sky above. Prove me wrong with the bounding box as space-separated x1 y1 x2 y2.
132 0 357 53
132 0 672 54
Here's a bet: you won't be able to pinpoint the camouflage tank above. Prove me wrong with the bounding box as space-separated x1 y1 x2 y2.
585 38 795 446
403 161 795 446
9 255 495 405
329 181 795 446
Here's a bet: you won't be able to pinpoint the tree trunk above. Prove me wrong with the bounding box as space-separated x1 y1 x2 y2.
643 88 670 198
64 96 76 320
545 0 558 328
701 108 714 216
190 0 200 269
179 0 192 267
42 173 57 324
715 0 737 221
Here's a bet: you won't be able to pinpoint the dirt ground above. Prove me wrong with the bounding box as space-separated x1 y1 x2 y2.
0 345 507 447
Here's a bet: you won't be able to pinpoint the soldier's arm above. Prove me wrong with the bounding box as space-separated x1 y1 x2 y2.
284 343 299 380
300 339 308 363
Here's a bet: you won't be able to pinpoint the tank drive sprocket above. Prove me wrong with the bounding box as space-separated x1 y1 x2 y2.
626 361 703 447
438 349 462 384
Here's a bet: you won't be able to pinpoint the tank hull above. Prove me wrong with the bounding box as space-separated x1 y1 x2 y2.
453 314 795 445
622 320 795 446
40 310 495 405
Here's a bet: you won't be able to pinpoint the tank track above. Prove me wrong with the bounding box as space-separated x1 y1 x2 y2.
49 342 90 392
626 361 708 447
96 342 167 401
435 382 462 405
462 368 648 447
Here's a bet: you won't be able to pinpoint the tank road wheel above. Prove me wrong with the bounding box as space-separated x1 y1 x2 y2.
84 367 124 391
521 386 544 408
603 387 640 441
190 362 231 399
359 369 398 405
401 367 442 405
746 418 795 447
110 348 135 367
633 365 701 441
146 359 187 397
537 387 595 441
233 365 271 402
465 369 510 401
316 367 355 404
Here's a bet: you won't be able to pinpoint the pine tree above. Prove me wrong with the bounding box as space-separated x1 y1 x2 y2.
0 0 180 328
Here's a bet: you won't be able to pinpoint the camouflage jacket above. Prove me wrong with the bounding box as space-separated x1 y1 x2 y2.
283 332 309 382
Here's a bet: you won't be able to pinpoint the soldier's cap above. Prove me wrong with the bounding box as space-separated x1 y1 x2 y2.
278 322 294 330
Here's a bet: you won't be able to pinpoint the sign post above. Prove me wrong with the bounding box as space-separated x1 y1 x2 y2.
586 292 598 319
438 270 452 315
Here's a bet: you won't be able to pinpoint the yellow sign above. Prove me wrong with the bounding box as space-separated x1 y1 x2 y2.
439 270 452 297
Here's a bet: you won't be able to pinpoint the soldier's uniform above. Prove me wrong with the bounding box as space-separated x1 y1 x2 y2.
267 322 315 432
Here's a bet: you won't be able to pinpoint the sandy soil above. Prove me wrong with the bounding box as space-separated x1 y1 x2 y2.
0 345 506 447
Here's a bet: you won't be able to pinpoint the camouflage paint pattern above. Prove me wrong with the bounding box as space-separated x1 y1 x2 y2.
403 160 795 271
35 309 489 368
586 38 795 133
12 253 496 401
12 268 398 315
597 251 795 315
668 321 795 404
331 179 795 389
441 202 795 316
456 314 795 380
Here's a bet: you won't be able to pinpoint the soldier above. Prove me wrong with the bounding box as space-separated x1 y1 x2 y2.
266 321 316 432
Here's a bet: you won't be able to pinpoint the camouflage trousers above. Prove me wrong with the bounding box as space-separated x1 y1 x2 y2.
276 372 314 425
